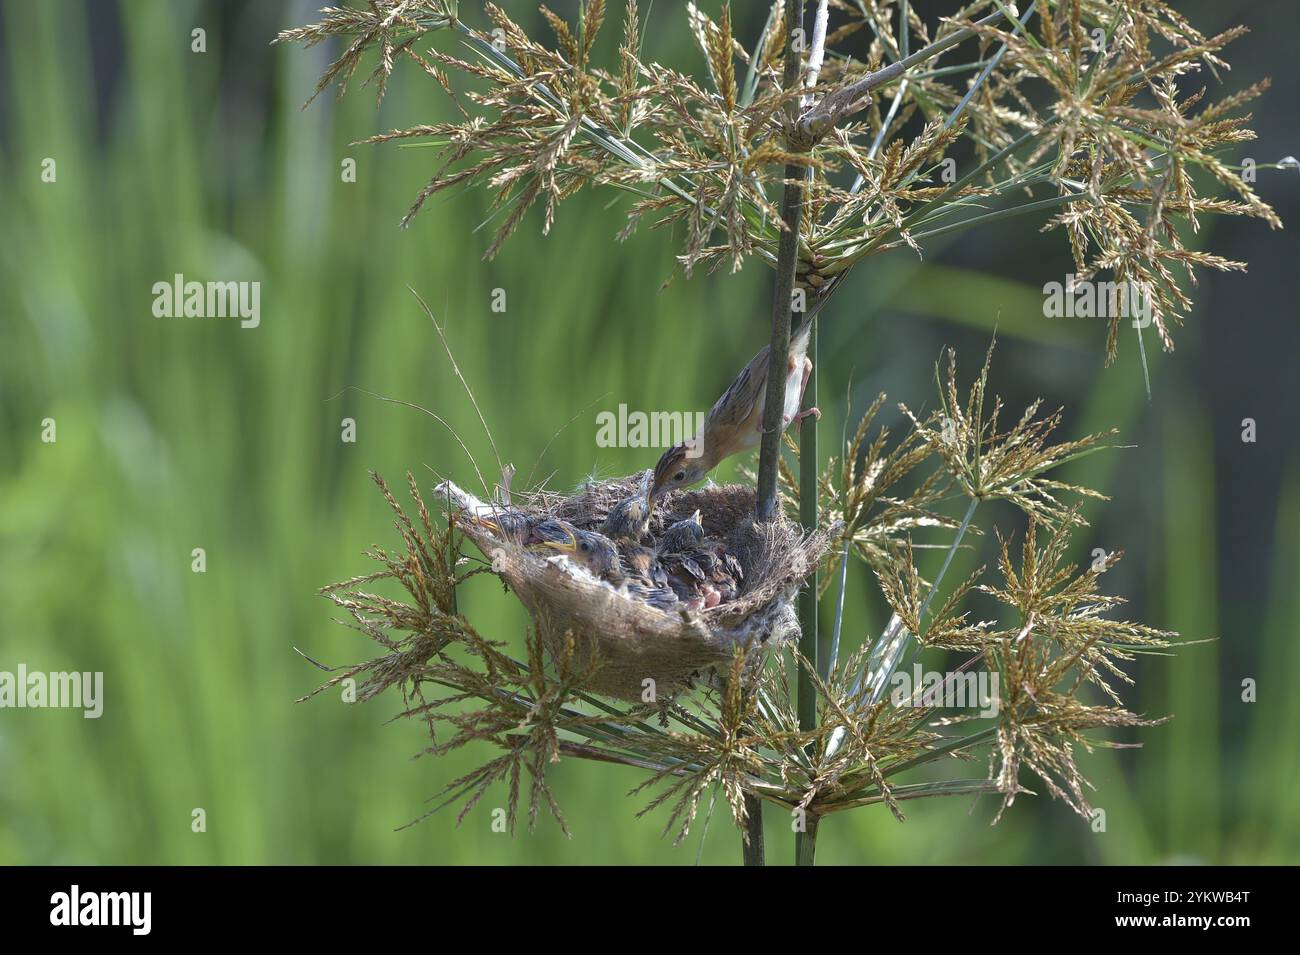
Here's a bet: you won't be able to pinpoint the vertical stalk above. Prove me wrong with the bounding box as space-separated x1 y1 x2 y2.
748 0 807 866
796 814 820 867
741 794 766 866
754 0 807 525
794 0 829 870
795 316 819 866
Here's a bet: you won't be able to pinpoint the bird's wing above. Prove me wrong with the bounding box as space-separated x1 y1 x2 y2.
705 344 771 433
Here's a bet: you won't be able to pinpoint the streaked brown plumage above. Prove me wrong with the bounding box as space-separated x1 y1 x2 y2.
650 305 829 501
621 543 669 590
658 509 705 554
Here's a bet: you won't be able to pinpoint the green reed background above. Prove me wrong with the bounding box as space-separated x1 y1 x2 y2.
1 0 1296 865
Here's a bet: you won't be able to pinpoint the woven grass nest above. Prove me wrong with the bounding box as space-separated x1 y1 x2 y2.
436 474 830 701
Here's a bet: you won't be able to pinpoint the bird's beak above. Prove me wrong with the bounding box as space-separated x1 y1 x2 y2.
541 526 579 553
639 469 655 513
691 509 702 525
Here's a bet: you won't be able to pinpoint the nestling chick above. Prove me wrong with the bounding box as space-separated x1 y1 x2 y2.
475 509 546 544
696 543 743 605
541 518 675 611
658 509 705 554
531 519 582 550
601 469 654 542
623 580 682 612
621 543 670 591
541 524 622 580
656 509 741 610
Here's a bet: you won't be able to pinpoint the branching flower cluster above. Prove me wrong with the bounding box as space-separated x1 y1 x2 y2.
278 0 1280 359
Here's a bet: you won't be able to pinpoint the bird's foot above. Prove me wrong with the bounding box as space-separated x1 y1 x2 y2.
794 407 821 433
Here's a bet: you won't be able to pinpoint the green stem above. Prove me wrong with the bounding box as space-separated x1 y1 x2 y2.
742 793 767 866
797 5 1012 141
827 496 980 763
749 0 808 864
795 316 819 867
825 538 851 679
796 813 820 866
945 2 1037 130
887 495 982 683
909 192 1084 242
755 0 807 525
917 497 978 624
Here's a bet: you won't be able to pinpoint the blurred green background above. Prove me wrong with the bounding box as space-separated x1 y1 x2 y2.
1 0 1296 865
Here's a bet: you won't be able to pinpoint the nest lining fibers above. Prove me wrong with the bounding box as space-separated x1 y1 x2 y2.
436 475 829 701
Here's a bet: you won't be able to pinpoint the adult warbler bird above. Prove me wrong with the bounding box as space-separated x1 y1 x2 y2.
649 291 835 501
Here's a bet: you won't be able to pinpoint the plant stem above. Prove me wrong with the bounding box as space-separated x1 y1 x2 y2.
944 1 1037 131
892 494 982 675
742 793 767 866
741 2 780 108
825 495 981 759
916 496 978 624
909 192 1084 242
802 0 831 104
792 0 830 869
795 6 1011 144
796 813 820 865
825 538 851 679
750 0 809 865
755 0 807 525
796 315 819 867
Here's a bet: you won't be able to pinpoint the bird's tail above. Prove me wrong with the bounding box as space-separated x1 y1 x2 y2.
791 272 846 342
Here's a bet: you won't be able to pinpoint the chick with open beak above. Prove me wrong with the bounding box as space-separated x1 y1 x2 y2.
539 521 622 581
474 509 544 544
539 515 676 610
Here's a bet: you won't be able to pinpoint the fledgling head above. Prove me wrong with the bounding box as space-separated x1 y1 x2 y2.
543 523 620 578
659 509 704 553
650 444 710 502
574 531 621 577
533 519 578 548
478 509 531 541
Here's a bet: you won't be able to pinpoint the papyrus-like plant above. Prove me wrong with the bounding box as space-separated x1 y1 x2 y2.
280 1 1279 864
277 0 1278 356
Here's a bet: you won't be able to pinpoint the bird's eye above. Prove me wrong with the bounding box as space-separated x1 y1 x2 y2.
673 470 686 482
579 541 590 552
